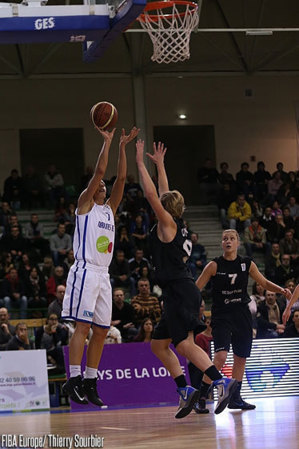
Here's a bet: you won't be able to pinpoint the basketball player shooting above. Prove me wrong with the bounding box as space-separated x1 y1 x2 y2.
62 125 139 406
135 139 238 418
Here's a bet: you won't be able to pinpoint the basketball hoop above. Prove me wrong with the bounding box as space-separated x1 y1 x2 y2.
138 0 199 64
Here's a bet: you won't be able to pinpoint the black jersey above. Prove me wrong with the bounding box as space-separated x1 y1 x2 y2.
211 255 252 312
150 218 193 287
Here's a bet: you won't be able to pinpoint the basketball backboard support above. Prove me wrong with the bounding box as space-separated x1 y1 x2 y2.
0 0 146 61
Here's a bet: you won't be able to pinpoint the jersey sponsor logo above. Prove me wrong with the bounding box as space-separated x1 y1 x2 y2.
98 221 114 231
96 235 113 254
241 263 246 271
83 310 94 318
216 272 226 275
224 297 242 304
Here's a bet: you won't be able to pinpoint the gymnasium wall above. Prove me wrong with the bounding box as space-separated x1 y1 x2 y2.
0 74 298 194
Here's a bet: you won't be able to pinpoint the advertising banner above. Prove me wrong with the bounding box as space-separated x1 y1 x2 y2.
0 349 50 412
63 343 189 410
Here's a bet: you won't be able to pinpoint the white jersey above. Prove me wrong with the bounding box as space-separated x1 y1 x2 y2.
73 203 115 268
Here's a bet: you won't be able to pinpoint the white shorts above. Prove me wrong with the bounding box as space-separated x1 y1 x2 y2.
61 263 112 328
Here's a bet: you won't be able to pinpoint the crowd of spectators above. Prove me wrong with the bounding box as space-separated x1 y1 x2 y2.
0 160 298 361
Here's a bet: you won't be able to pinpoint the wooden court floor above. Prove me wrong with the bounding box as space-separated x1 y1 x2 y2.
1 397 298 449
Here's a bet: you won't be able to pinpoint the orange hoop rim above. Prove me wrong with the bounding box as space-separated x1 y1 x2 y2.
139 1 198 22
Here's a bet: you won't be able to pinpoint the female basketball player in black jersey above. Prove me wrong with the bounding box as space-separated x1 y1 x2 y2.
136 139 238 418
196 229 291 412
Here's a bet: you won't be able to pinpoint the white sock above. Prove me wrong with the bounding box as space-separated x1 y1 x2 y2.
70 365 81 378
84 366 98 379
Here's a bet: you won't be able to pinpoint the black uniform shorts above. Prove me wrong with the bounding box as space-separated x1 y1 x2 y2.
152 278 201 347
211 304 253 358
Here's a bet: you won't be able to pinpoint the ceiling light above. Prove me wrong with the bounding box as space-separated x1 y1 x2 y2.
179 114 187 120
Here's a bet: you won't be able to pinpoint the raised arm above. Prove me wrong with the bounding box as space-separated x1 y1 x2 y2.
136 139 175 231
249 262 291 297
282 284 299 325
107 127 139 215
78 128 115 212
146 142 169 196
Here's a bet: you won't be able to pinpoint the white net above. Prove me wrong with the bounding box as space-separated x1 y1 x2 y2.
138 1 199 64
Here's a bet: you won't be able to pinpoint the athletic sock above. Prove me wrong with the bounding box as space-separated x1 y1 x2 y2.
199 381 211 399
174 375 188 389
84 366 98 379
204 365 222 381
69 365 82 378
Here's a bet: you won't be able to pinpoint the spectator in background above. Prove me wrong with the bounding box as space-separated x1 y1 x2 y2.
265 243 282 282
47 265 66 303
114 226 135 259
253 161 271 202
125 174 143 200
0 307 15 350
1 252 14 277
4 214 22 236
35 313 68 373
24 213 49 259
275 254 297 287
250 200 263 220
217 183 236 229
23 165 44 209
6 322 30 350
44 164 65 207
279 230 299 266
131 278 161 326
111 288 138 342
109 250 136 297
243 218 269 258
1 267 28 319
287 196 299 219
62 249 75 275
0 201 13 236
283 310 299 338
227 194 251 232
271 200 283 218
129 249 151 286
236 162 254 198
218 162 234 186
284 279 299 312
264 171 283 206
49 223 72 266
26 267 47 317
133 318 154 342
267 214 286 243
18 253 38 282
282 207 295 232
48 284 66 320
259 206 274 236
256 291 286 338
188 232 207 279
273 162 289 184
40 256 55 283
250 282 266 307
0 226 29 264
130 214 149 256
197 158 220 205
3 169 23 210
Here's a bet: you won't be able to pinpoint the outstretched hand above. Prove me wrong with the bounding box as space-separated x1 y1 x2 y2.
96 126 116 143
120 127 140 146
282 288 292 300
147 141 167 165
136 139 145 165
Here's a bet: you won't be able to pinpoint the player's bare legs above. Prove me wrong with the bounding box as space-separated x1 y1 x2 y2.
151 339 184 378
69 322 91 365
86 326 109 369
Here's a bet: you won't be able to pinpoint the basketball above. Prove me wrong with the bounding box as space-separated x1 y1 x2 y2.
90 101 118 130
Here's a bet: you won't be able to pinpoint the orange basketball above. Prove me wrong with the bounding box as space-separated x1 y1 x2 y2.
90 101 118 130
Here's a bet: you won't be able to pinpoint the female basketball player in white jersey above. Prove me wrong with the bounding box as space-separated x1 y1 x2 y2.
136 139 239 419
62 126 139 406
195 229 292 413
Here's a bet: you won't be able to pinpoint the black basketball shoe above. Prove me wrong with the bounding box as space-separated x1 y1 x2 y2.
194 398 209 414
83 378 105 407
228 398 256 410
62 375 88 404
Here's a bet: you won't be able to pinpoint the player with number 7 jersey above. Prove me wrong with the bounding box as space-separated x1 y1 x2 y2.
195 228 292 413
